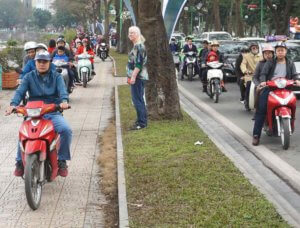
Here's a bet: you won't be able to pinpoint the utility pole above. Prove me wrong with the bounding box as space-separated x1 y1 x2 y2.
260 0 263 37
119 0 123 48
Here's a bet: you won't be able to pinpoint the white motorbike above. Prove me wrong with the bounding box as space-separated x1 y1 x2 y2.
77 53 94 88
206 61 224 103
52 59 72 93
172 51 180 71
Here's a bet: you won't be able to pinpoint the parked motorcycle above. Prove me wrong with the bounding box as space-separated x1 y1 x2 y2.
13 101 70 210
52 59 73 93
263 78 297 150
97 43 108 61
206 61 224 103
77 53 93 88
172 51 180 71
184 51 198 81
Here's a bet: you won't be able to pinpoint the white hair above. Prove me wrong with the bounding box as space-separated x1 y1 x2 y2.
129 26 145 43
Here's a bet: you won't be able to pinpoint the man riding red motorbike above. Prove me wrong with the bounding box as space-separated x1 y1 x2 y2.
252 42 300 146
5 51 72 177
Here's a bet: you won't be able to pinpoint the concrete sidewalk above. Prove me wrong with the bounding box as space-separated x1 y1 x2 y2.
0 59 123 227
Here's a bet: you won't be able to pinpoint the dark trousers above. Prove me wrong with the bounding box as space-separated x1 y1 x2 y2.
131 78 147 127
239 78 246 100
253 88 270 137
245 81 251 107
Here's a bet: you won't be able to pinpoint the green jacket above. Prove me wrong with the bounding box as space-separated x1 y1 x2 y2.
127 43 148 81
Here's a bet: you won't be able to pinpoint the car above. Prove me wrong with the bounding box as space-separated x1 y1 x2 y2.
171 32 186 42
218 40 250 80
239 37 266 43
199 31 233 42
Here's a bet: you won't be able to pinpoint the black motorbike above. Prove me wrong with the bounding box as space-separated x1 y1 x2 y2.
97 43 108 61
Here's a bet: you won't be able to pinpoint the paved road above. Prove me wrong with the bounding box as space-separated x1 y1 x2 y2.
0 59 117 227
179 77 300 172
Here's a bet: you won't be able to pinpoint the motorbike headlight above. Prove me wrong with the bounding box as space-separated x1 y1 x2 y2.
274 78 287 89
26 108 42 117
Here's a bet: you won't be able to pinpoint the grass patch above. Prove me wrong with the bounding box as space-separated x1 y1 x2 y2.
118 85 289 227
110 49 128 77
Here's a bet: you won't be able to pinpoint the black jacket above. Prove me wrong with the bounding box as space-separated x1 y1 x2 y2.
253 60 267 86
260 57 298 82
183 44 197 54
235 53 244 79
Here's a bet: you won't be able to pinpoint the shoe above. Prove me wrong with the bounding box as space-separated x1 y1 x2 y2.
240 98 245 104
129 124 146 131
202 86 207 93
58 160 68 177
92 71 96 76
222 87 227 92
252 135 260 146
75 82 82 86
14 161 24 177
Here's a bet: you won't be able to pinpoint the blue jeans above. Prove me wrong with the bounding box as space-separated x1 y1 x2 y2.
131 78 147 127
253 88 270 137
16 112 72 161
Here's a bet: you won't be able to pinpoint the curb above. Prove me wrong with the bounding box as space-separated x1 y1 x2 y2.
109 55 117 77
178 84 300 193
115 86 129 228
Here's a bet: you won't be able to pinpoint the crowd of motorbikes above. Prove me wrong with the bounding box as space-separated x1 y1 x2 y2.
171 39 300 152
8 32 111 210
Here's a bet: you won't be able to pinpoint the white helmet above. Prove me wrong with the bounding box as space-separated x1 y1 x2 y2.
24 41 38 51
36 43 48 51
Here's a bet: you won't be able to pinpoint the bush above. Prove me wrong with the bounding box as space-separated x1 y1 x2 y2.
63 28 77 44
0 47 23 72
6 39 18 47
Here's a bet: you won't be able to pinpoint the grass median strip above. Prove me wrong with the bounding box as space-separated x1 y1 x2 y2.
110 49 128 77
118 85 289 227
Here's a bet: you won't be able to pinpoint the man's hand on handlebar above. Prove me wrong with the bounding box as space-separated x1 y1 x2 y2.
294 80 300 87
59 102 70 110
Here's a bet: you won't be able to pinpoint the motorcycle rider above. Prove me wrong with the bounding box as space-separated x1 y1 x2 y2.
240 42 262 110
77 39 96 75
23 41 38 67
5 50 72 177
201 40 225 92
181 37 199 80
169 37 179 52
235 48 250 103
252 42 300 145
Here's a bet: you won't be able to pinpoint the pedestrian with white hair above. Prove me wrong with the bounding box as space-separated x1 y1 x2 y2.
127 26 148 130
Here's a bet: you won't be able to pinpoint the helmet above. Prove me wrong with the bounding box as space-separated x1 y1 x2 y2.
210 40 219 46
34 50 51 61
36 43 48 50
58 34 65 39
171 37 176 41
24 41 38 51
56 38 66 44
262 44 274 53
82 38 88 43
249 42 258 49
202 40 209 44
275 41 287 50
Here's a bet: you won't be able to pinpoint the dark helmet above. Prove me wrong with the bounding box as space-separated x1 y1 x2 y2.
202 40 209 44
171 37 176 41
34 50 51 61
56 38 66 44
58 35 65 39
275 41 287 50
249 42 258 49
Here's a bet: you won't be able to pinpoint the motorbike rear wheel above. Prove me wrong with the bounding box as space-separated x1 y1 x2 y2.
82 72 87 88
25 154 42 210
280 118 290 150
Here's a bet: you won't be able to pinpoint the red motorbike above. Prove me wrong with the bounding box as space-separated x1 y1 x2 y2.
13 101 70 210
264 78 297 150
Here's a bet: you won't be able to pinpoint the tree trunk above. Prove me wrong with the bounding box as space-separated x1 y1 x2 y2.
227 0 234 34
212 0 221 30
120 18 132 54
115 0 121 52
131 0 182 120
103 0 110 43
235 0 244 37
266 0 293 35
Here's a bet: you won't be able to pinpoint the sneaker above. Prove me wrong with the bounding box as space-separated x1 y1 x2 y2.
222 87 227 92
129 124 146 131
240 99 245 104
14 161 24 177
252 135 260 146
75 82 82 86
58 160 68 177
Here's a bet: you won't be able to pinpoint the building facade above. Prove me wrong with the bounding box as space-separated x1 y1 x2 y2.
32 0 55 13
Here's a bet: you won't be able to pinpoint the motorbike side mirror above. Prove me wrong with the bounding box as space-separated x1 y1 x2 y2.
56 69 62 73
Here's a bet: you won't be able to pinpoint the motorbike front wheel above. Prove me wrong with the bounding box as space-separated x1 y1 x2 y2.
213 80 220 103
188 65 193 81
25 154 42 210
280 118 290 150
82 72 87 88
